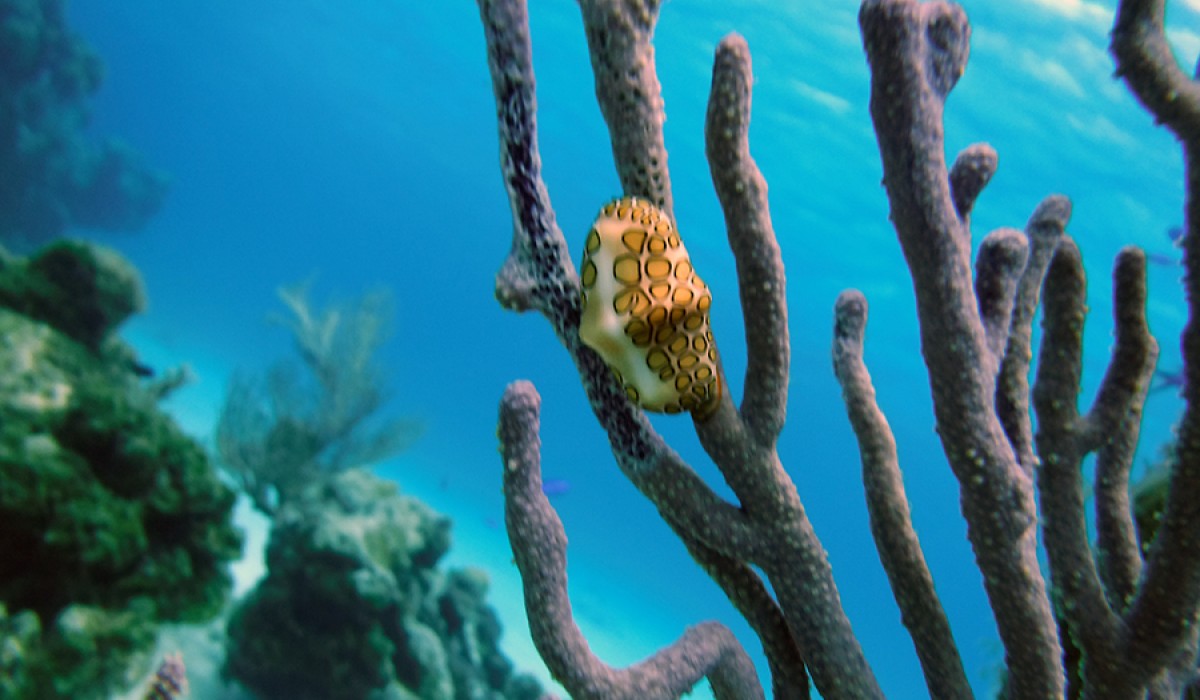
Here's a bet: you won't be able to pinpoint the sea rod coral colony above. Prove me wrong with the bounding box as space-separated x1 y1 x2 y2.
477 0 1200 698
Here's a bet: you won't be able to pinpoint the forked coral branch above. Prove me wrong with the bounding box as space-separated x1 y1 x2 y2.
478 0 1200 696
499 381 764 700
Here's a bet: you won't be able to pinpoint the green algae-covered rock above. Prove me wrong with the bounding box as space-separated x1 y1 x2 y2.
0 240 146 350
224 469 545 700
0 604 40 698
35 602 158 697
0 243 241 699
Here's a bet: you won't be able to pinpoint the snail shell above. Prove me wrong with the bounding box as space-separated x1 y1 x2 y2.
579 196 721 417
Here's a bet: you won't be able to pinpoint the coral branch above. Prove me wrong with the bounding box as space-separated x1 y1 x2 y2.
1079 249 1158 451
1112 0 1200 686
478 0 577 323
1111 0 1200 139
1093 252 1157 615
1034 236 1161 697
478 0 1200 695
1120 177 1200 700
675 541 811 699
577 0 674 218
692 27 882 700
832 290 973 700
478 2 806 694
859 1 1061 695
704 33 789 444
995 196 1071 476
973 228 1029 371
498 381 763 700
479 0 885 695
480 0 772 567
1033 240 1124 673
948 143 997 223
1093 411 1147 611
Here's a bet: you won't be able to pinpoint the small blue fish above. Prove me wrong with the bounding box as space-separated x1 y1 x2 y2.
1146 251 1180 267
1151 368 1184 394
1148 226 1186 267
541 478 571 497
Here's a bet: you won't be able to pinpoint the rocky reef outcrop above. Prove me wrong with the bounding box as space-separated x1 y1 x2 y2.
0 0 169 248
0 240 242 699
224 468 546 700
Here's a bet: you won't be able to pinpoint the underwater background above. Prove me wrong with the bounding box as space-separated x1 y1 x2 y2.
25 0 1200 696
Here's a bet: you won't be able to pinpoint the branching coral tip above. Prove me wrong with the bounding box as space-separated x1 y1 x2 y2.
579 196 721 417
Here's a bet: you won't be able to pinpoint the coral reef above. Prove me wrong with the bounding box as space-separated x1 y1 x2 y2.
0 0 168 248
476 0 1200 697
215 280 422 516
223 468 547 700
1 600 160 700
0 238 146 350
0 241 242 698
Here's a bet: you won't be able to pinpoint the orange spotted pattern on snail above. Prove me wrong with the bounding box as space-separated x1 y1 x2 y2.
579 196 721 417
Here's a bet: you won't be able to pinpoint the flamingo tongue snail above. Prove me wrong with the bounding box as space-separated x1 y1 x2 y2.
578 196 721 418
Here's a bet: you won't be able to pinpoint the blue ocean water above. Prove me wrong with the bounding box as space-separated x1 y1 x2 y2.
64 0 1196 697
